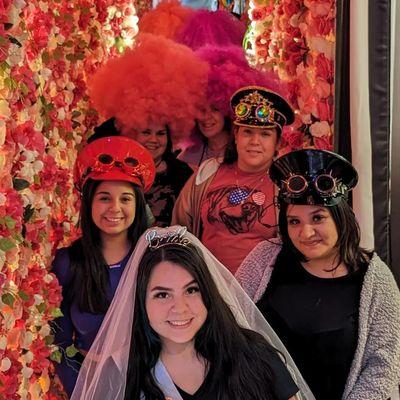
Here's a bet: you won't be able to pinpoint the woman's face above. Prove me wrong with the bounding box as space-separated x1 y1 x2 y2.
134 123 168 163
91 180 136 241
145 261 208 352
198 104 226 139
286 204 339 265
234 126 279 173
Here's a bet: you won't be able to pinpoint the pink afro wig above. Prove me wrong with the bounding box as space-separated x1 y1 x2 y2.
89 33 209 141
176 10 246 51
196 45 288 117
138 0 194 40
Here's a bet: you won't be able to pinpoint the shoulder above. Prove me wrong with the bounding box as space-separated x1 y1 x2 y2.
51 247 73 287
195 158 221 185
178 144 204 165
365 253 400 293
361 253 400 325
237 239 282 273
236 239 282 301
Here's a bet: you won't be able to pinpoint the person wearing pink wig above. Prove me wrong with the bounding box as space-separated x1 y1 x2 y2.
173 85 295 275
178 45 273 169
90 33 208 226
175 9 246 50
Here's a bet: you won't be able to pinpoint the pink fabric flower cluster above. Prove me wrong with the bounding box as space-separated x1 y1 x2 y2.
0 0 146 397
248 0 335 151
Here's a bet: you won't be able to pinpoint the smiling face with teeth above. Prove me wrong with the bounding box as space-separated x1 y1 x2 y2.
91 180 136 241
145 261 208 352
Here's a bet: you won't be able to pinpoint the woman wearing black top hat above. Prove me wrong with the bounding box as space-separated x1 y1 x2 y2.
237 149 400 400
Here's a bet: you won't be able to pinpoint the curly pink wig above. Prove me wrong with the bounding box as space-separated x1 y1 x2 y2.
176 10 246 51
138 0 194 40
89 34 208 141
196 45 287 117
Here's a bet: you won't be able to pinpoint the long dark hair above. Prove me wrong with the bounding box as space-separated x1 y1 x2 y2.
124 244 279 400
278 198 369 274
69 179 148 314
223 125 281 165
161 125 174 163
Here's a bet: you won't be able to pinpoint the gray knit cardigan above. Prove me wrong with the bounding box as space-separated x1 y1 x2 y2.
236 241 400 400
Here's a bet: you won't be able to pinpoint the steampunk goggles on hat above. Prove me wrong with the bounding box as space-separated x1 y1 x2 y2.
269 149 358 206
230 86 294 130
284 172 339 198
74 136 156 193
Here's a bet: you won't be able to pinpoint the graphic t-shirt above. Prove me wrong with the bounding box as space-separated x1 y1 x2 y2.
201 163 277 274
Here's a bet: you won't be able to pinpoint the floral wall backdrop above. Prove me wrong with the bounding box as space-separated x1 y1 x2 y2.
246 0 335 152
0 0 142 398
0 0 335 397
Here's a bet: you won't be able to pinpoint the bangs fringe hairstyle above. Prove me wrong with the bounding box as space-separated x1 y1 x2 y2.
176 9 246 51
68 179 148 314
278 198 370 274
89 33 208 142
124 244 278 400
138 0 194 39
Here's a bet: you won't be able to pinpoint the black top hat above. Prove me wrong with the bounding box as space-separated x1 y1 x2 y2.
230 86 294 130
269 149 358 206
88 117 121 144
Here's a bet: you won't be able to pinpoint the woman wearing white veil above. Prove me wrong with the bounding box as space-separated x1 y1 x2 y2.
71 226 315 400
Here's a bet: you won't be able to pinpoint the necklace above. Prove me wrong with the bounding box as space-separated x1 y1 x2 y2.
228 166 268 206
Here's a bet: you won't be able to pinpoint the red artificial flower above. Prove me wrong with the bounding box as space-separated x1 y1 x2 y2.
46 274 63 308
317 98 333 122
305 0 335 18
282 0 302 17
0 350 20 398
284 129 304 149
313 134 333 150
315 53 334 83
251 7 266 21
24 8 53 58
78 1 93 30
10 121 46 154
29 338 51 373
0 188 23 237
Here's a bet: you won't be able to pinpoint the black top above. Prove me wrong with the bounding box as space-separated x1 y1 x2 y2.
257 253 367 400
175 349 298 400
145 157 192 227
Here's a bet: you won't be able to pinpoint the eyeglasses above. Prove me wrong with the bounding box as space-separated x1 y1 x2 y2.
283 172 337 197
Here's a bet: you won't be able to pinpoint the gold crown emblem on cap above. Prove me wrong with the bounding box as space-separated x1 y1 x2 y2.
234 90 276 123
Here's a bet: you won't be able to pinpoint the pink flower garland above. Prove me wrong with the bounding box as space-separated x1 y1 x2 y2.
0 0 143 397
247 0 336 152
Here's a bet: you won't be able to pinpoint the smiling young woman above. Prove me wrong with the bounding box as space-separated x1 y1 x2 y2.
237 149 400 400
70 226 315 400
51 136 155 397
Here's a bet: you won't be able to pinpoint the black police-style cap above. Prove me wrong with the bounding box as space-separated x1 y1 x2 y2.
269 149 358 206
230 86 294 130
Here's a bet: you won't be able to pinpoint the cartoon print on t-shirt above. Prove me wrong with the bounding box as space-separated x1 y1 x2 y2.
206 185 276 234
